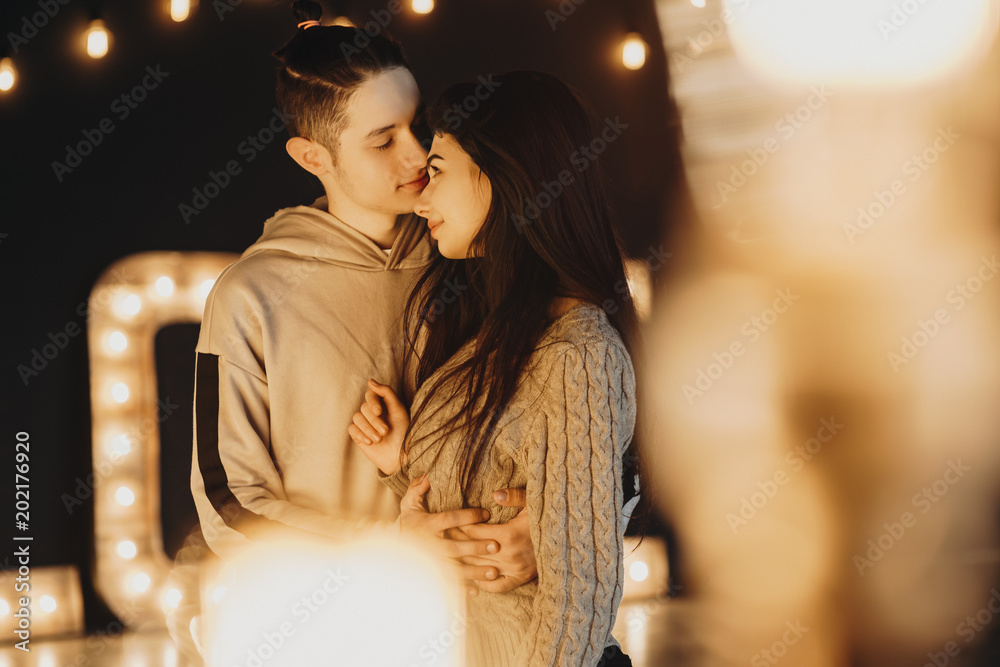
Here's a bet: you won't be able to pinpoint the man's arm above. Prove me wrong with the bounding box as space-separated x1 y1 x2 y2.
191 351 387 559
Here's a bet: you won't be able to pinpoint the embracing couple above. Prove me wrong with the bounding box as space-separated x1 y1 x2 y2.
190 2 643 665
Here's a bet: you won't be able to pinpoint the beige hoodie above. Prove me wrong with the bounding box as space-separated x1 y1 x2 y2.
190 196 430 559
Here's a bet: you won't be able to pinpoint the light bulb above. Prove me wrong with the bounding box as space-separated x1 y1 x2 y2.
199 279 215 300
629 560 649 582
622 33 648 70
0 58 16 92
86 20 110 59
164 587 183 609
108 331 128 352
412 0 434 15
117 540 137 559
131 572 151 593
170 0 192 22
155 276 175 297
115 486 135 506
111 382 130 403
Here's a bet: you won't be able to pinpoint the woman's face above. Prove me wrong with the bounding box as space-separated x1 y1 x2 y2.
413 133 492 259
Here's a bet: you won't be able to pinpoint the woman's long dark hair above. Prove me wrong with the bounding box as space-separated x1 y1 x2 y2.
402 70 646 521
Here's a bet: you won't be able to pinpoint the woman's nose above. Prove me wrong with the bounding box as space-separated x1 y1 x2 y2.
414 184 433 218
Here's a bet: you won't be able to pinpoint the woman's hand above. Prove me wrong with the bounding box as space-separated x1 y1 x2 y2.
347 378 409 475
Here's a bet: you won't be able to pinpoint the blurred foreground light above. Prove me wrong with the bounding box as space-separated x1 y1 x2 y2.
85 20 111 59
412 0 435 15
621 33 648 70
204 534 462 667
164 588 183 609
723 0 999 86
170 0 192 22
0 57 16 92
692 0 706 7
39 596 57 613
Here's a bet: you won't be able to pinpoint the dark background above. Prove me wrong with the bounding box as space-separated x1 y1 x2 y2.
0 0 683 630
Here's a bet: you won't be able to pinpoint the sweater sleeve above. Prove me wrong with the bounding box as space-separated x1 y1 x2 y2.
519 339 636 667
377 467 411 498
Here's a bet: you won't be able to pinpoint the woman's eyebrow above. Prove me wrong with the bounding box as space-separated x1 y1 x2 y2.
426 153 444 166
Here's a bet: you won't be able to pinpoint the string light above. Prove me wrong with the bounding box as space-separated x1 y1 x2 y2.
621 32 648 70
39 596 58 613
85 20 111 59
170 0 192 22
0 58 16 92
412 0 434 15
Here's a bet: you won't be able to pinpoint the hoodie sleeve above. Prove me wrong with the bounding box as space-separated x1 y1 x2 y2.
189 268 388 560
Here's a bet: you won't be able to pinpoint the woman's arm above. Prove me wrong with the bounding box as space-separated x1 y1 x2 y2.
520 339 637 667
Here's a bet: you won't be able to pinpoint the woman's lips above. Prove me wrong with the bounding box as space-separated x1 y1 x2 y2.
400 173 429 191
427 220 443 236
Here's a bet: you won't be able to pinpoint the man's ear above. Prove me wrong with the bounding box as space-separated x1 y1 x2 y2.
286 136 333 177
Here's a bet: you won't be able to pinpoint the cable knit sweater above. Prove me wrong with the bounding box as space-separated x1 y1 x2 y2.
381 301 636 667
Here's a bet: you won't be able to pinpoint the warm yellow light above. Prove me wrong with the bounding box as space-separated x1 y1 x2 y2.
116 293 142 317
115 486 135 506
107 330 128 352
723 0 999 86
170 0 191 22
86 20 110 59
109 433 132 457
155 276 175 297
0 58 16 92
333 15 354 27
622 33 648 70
211 586 227 604
117 540 138 559
131 572 151 593
198 279 215 300
39 595 57 613
692 0 706 6
164 588 183 609
629 560 650 582
412 0 434 14
111 382 130 403
0 599 9 615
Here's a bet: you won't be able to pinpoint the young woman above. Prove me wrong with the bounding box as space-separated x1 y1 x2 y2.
348 70 642 667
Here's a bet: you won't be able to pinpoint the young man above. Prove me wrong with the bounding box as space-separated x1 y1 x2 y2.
190 20 535 591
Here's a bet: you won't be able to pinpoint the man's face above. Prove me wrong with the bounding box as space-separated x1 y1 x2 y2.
328 68 429 215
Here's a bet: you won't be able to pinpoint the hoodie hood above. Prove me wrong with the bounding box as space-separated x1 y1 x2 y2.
242 196 430 271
